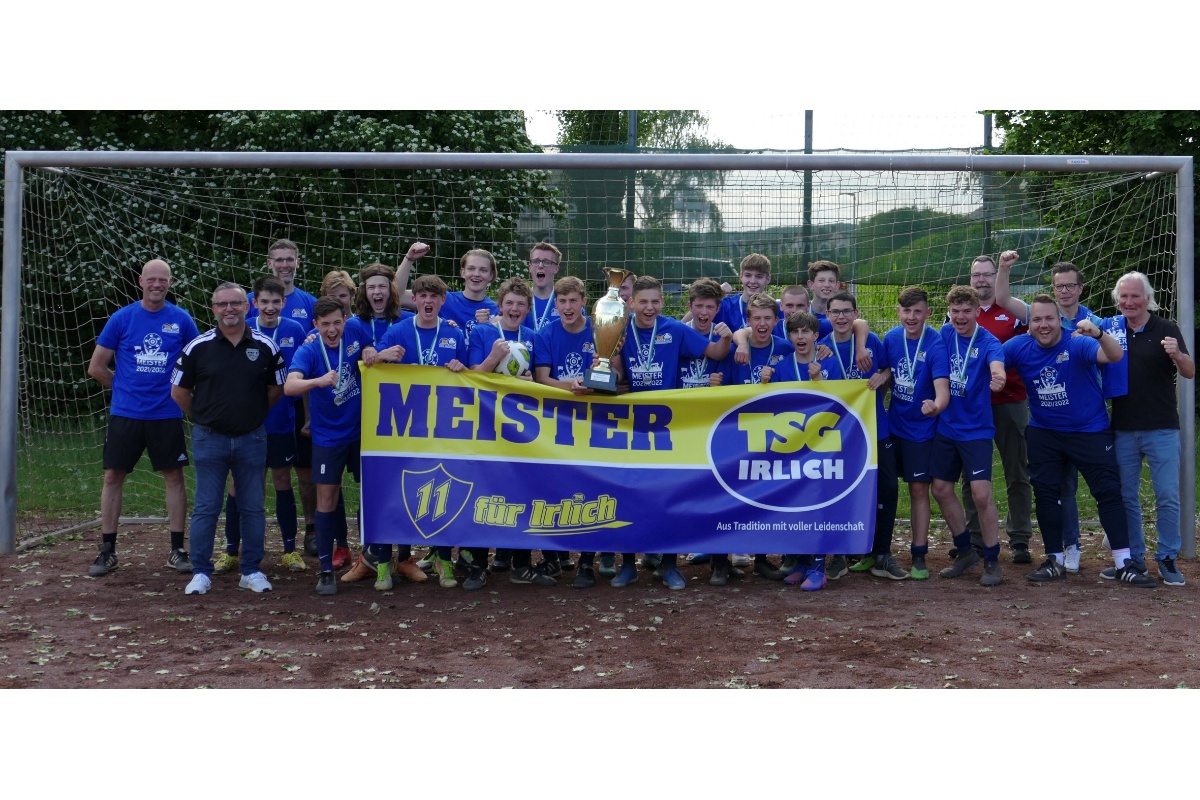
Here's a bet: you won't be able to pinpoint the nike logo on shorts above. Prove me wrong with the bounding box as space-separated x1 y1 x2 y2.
972 469 985 476
285 455 294 462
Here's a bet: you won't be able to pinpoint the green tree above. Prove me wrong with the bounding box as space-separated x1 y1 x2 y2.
993 110 1198 315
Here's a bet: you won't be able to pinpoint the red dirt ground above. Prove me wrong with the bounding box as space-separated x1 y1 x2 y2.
2 524 1198 689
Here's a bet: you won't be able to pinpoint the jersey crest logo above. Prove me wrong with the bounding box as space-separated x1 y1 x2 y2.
161 323 180 334
246 348 260 361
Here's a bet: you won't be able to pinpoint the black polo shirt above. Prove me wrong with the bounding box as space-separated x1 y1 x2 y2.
1110 313 1190 431
172 325 286 435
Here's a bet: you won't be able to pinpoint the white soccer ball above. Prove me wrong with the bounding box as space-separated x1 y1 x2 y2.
494 341 531 377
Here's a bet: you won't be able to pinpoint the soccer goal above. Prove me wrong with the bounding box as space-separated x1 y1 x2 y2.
2 150 1194 556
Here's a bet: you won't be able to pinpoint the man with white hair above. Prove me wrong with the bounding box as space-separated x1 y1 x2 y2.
1102 271 1194 586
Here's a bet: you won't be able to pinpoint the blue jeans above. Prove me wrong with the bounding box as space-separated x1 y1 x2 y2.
1115 429 1181 562
189 425 267 576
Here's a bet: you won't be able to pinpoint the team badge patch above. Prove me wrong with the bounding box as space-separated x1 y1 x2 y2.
246 348 260 361
401 463 473 539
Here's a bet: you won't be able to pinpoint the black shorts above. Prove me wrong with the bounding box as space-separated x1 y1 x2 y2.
266 433 298 469
293 401 313 469
102 415 189 473
312 441 361 485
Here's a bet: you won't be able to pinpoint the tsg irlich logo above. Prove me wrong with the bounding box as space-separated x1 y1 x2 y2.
707 388 872 511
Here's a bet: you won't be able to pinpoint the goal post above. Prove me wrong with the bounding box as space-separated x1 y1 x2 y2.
2 150 1193 556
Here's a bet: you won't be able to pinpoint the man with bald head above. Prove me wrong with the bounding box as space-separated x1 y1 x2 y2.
87 259 200 578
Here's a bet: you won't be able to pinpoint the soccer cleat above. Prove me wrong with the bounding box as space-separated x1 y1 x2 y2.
489 553 511 573
281 551 307 572
1158 558 1185 586
184 573 211 595
303 531 318 557
89 543 118 577
316 570 337 595
731 553 752 568
783 565 806 586
662 567 687 590
710 562 731 586
239 572 273 593
537 558 563 579
463 567 487 591
1026 558 1066 582
611 563 639 588
374 562 393 592
909 554 929 580
800 568 827 591
341 551 378 583
1064 544 1081 574
939 549 981 579
212 552 240 575
598 553 617 577
849 555 876 573
1011 544 1032 565
415 551 436 572
826 555 849 580
573 565 596 589
168 548 193 573
980 561 1003 586
870 553 909 581
753 559 785 581
1114 559 1156 588
780 555 801 575
331 545 351 570
510 565 557 586
394 557 429 583
558 554 576 571
435 557 458 588
688 553 711 565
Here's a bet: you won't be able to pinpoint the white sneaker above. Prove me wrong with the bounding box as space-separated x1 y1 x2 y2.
185 574 211 595
238 571 273 593
731 553 752 568
1064 544 1081 573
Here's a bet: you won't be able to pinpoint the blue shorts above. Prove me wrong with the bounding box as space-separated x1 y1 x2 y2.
312 441 361 485
895 436 934 484
929 434 993 482
266 433 298 470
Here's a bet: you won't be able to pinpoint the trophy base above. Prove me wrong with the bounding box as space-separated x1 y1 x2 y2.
583 368 619 393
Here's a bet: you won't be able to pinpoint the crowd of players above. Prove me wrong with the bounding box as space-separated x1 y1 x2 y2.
86 238 1194 596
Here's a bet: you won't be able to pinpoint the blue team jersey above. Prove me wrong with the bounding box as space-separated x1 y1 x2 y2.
469 323 536 369
678 322 727 389
813 333 890 440
1003 332 1109 433
247 287 318 331
523 294 561 332
533 321 596 382
1098 315 1129 399
96 301 200 420
620 316 711 392
771 354 818 384
289 330 368 448
251 317 306 435
345 313 414 350
936 324 1004 441
882 325 950 442
715 294 784 331
378 317 468 368
441 292 499 343
725 335 790 385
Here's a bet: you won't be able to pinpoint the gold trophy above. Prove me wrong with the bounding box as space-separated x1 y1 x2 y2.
583 267 633 392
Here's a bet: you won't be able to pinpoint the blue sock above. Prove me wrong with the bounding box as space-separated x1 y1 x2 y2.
276 488 297 552
334 492 348 547
952 530 972 552
316 510 336 572
224 494 241 555
983 544 1001 562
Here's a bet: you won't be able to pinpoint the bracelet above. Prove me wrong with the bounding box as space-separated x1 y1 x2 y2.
1094 329 1103 339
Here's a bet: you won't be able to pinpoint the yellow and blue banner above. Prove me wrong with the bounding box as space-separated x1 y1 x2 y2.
360 365 877 554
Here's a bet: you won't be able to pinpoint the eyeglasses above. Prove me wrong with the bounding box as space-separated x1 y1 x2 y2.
1053 282 1081 291
213 300 246 309
970 272 996 279
827 308 855 317
529 258 559 268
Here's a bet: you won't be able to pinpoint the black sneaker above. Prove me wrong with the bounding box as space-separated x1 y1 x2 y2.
537 559 562 579
303 531 318 557
1025 558 1066 582
1011 544 1032 565
780 555 799 575
316 570 338 595
89 543 117 577
753 559 785 581
489 553 511 573
710 562 730 586
1114 559 1156 589
558 554 576 571
167 548 192 573
573 565 596 589
463 568 487 591
510 565 556 586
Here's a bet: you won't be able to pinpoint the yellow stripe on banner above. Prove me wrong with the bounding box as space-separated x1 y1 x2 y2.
360 364 877 468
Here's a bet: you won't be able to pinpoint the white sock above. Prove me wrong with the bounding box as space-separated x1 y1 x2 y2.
1113 548 1132 570
1050 552 1064 565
